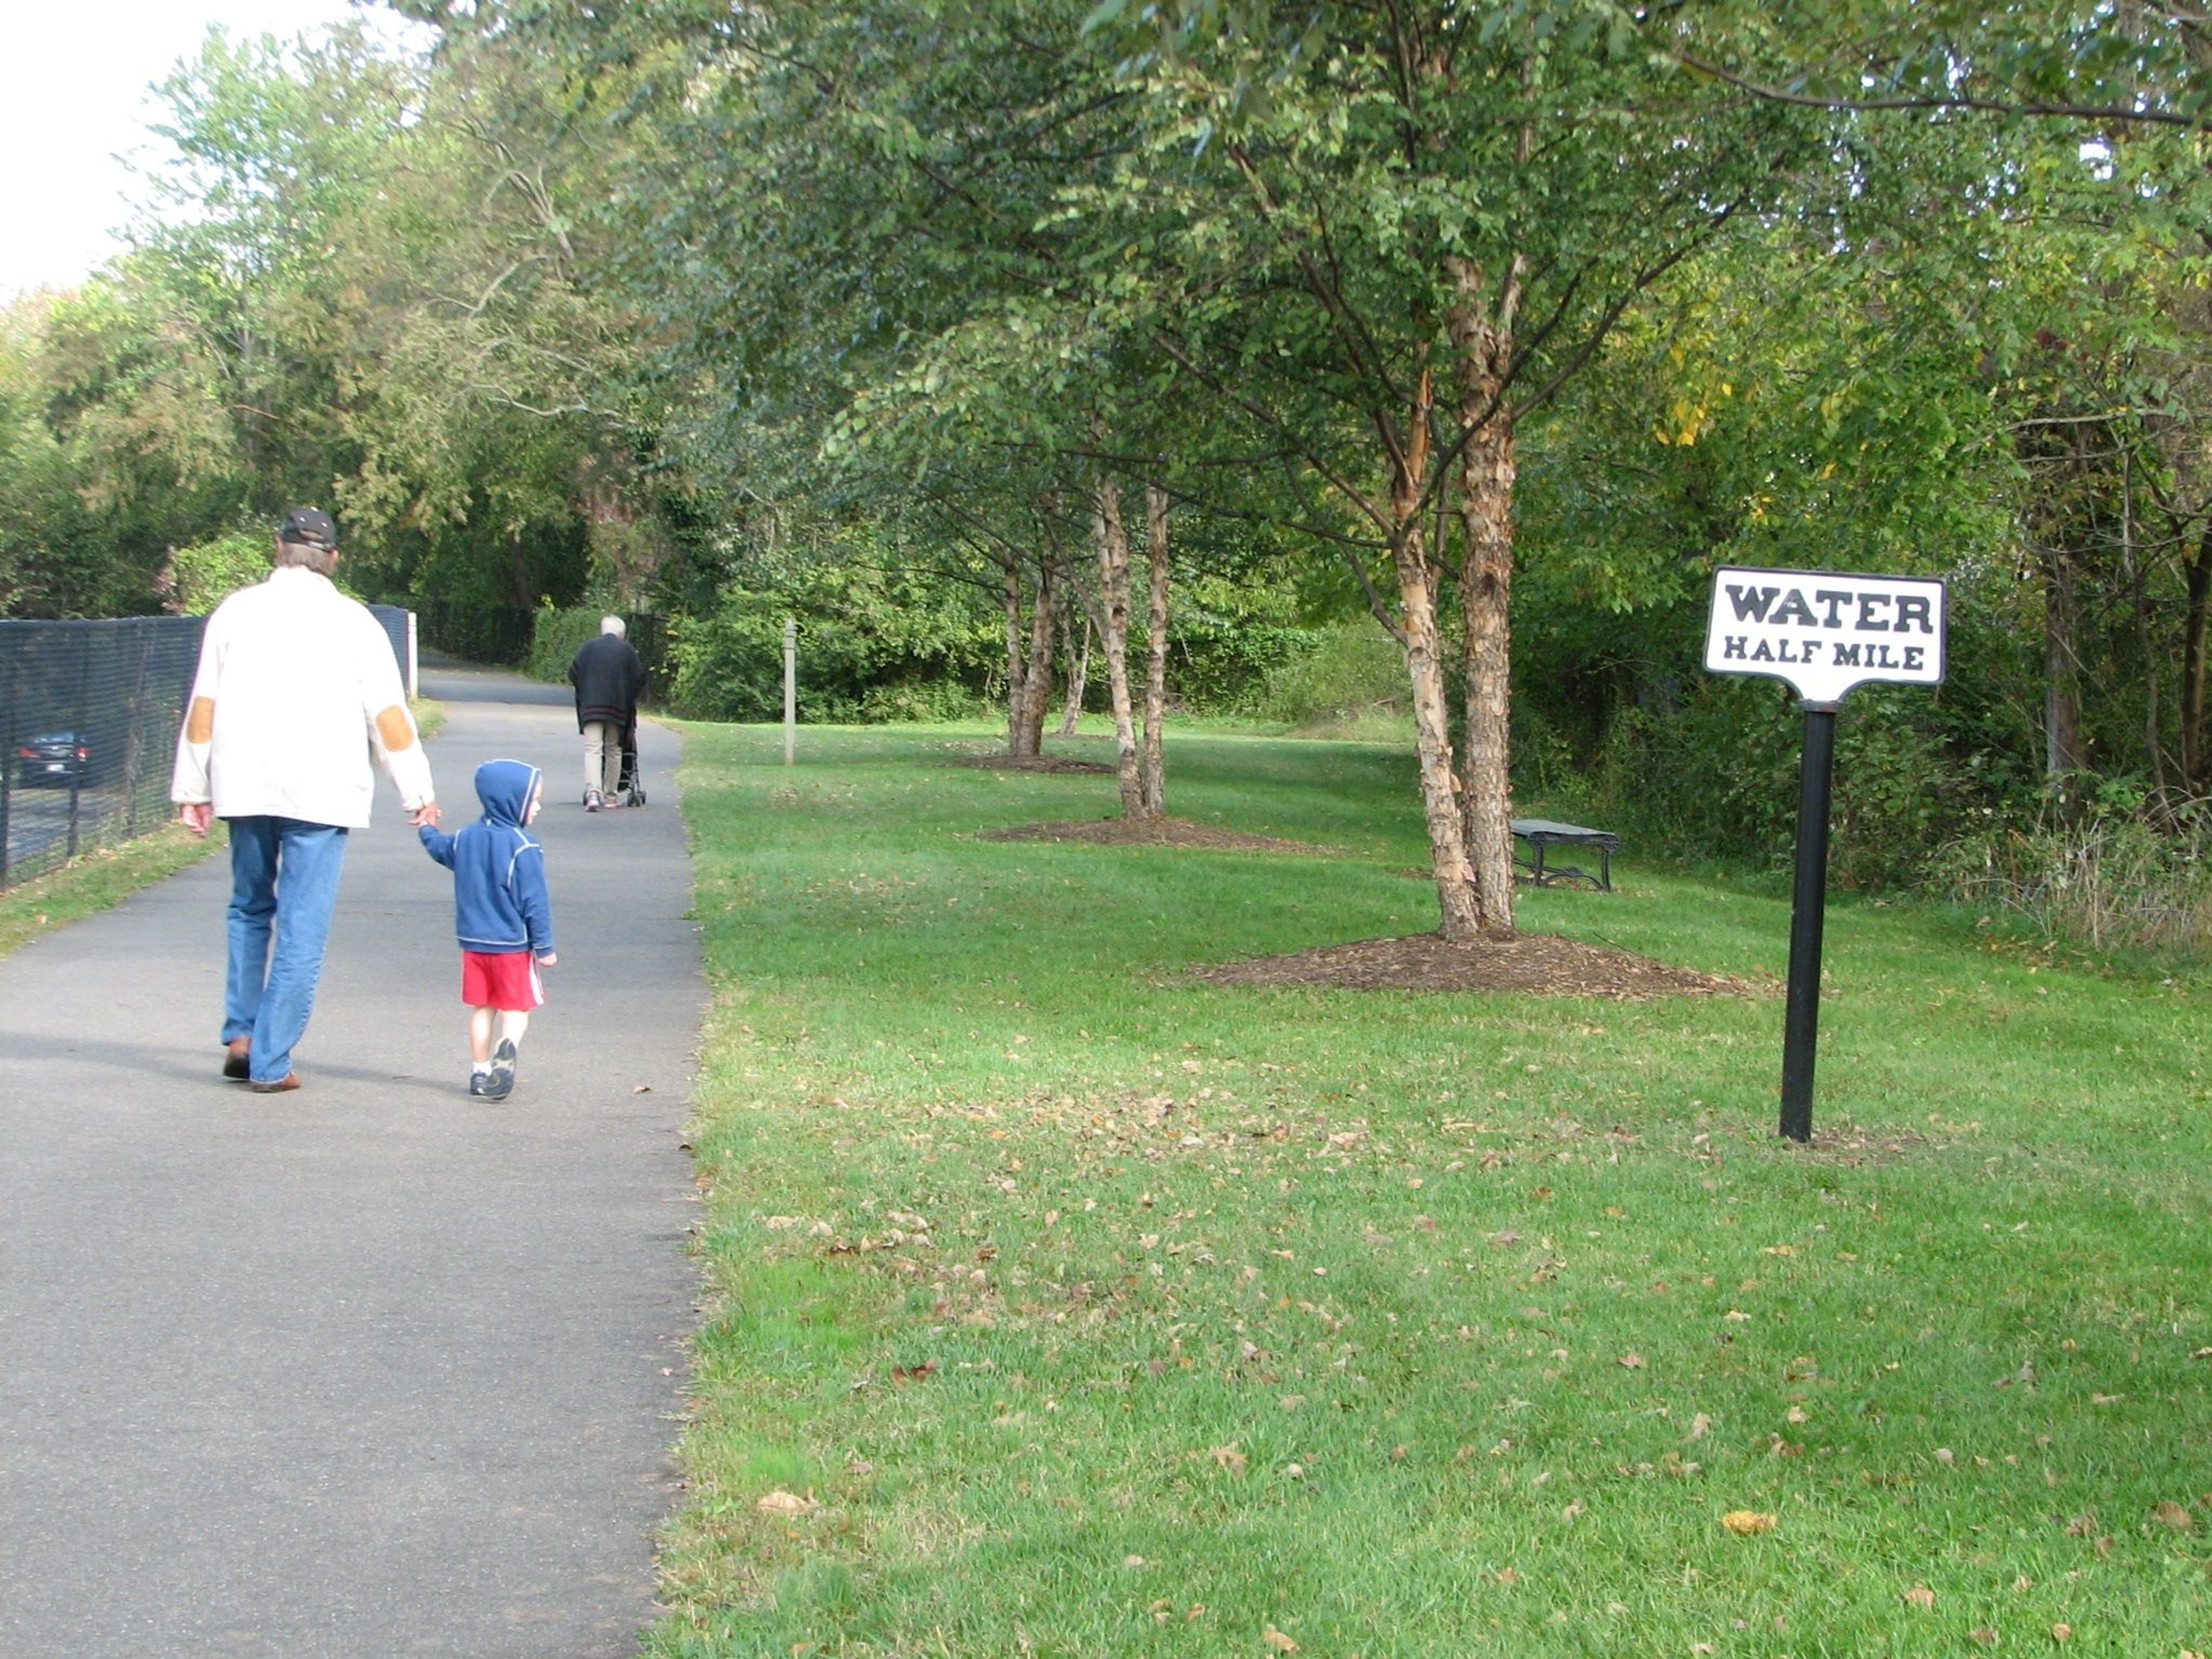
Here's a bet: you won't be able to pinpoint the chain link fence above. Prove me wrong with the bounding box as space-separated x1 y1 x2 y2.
415 600 533 666
1 616 207 890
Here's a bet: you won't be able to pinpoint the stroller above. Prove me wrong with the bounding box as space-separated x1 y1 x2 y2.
614 714 647 808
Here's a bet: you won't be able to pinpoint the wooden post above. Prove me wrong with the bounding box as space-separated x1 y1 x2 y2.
783 616 797 766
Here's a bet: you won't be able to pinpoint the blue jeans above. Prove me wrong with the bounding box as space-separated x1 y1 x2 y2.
223 817 349 1085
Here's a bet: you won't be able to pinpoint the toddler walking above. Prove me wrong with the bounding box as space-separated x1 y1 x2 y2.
419 759 556 1099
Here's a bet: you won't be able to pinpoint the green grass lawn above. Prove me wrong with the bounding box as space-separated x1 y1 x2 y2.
652 722 2212 1659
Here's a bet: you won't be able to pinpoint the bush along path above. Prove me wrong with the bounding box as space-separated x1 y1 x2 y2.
654 722 2212 1658
0 664 701 1659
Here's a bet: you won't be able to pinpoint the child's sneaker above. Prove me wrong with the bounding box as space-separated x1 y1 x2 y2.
486 1037 517 1100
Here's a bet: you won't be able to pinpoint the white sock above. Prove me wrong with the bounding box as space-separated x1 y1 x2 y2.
472 1060 492 1075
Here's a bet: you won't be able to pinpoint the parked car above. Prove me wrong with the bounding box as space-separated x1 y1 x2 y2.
15 731 91 788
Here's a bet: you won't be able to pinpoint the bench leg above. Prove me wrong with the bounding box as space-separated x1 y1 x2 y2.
1600 847 1612 892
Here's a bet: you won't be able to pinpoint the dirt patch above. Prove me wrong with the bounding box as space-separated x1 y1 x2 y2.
952 752 1116 775
979 816 1328 853
1192 930 1758 998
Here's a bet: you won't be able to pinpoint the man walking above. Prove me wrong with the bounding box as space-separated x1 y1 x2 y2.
171 507 440 1093
567 615 647 812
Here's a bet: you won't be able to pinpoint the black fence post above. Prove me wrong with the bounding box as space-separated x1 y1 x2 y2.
0 639 14 891
1779 705 1839 1143
65 630 91 861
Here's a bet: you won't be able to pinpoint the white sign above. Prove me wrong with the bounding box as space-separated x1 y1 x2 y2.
1703 566 1946 707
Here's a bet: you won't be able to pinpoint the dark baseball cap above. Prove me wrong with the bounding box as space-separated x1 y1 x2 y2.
278 507 338 550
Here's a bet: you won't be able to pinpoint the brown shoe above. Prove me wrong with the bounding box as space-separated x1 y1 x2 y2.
248 1072 301 1094
222 1038 251 1081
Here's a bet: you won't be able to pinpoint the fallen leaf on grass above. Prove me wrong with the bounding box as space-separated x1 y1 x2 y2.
1263 1627 1299 1653
1903 1585 1935 1610
1562 1499 1585 1522
1210 1445 1248 1474
1618 1353 1646 1369
756 1490 815 1516
1686 1412 1711 1441
1969 1627 1997 1647
2091 1392 2123 1405
1721 1510 1775 1535
2050 1624 2071 1643
2154 1499 2194 1531
1493 1566 1520 1585
891 1360 937 1385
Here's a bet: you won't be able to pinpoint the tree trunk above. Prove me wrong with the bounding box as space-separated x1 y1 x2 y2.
1141 482 1172 816
1388 366 1482 941
507 529 532 608
1018 555 1056 757
1060 612 1091 737
1003 560 1032 756
1091 476 1145 817
1448 256 1521 935
2183 518 2212 792
2044 540 2088 783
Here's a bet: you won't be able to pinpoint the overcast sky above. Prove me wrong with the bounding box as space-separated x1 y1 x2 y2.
0 0 433 298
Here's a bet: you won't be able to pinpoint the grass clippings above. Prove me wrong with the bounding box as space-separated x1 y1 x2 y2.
1193 928 1752 997
980 815 1327 853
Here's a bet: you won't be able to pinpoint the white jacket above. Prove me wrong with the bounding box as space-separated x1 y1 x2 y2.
170 567 435 828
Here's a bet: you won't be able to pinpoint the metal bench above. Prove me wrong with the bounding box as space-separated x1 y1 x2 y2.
1510 817 1619 892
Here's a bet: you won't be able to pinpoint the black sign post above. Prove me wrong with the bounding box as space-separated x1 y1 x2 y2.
1779 706 1838 1142
1703 567 1948 1143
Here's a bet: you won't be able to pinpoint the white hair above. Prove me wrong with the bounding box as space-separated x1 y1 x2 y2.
600 615 627 637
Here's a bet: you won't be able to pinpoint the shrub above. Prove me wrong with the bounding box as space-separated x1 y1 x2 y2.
668 573 998 723
1934 797 2212 952
1244 621 1405 728
168 532 270 615
527 607 609 684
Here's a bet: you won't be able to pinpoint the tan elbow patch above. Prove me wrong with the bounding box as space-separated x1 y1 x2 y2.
185 697 216 744
375 705 417 752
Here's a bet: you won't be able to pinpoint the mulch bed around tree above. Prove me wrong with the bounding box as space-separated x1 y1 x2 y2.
1192 930 1761 998
978 816 1329 853
952 752 1117 775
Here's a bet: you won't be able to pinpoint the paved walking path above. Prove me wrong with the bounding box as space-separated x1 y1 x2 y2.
0 667 703 1658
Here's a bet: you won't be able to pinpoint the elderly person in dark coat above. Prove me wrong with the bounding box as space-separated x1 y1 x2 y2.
567 616 647 811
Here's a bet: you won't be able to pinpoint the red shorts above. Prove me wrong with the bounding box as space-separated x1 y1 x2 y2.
461 950 544 1012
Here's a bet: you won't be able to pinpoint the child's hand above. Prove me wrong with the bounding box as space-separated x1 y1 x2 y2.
537 952 558 967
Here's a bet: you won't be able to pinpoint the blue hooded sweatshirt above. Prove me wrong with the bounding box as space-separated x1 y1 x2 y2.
419 759 555 956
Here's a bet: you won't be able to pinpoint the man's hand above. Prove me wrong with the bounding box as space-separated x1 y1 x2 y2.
408 801 441 829
536 952 558 967
177 802 213 838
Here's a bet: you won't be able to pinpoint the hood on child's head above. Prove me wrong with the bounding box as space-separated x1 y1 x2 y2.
473 759 541 825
